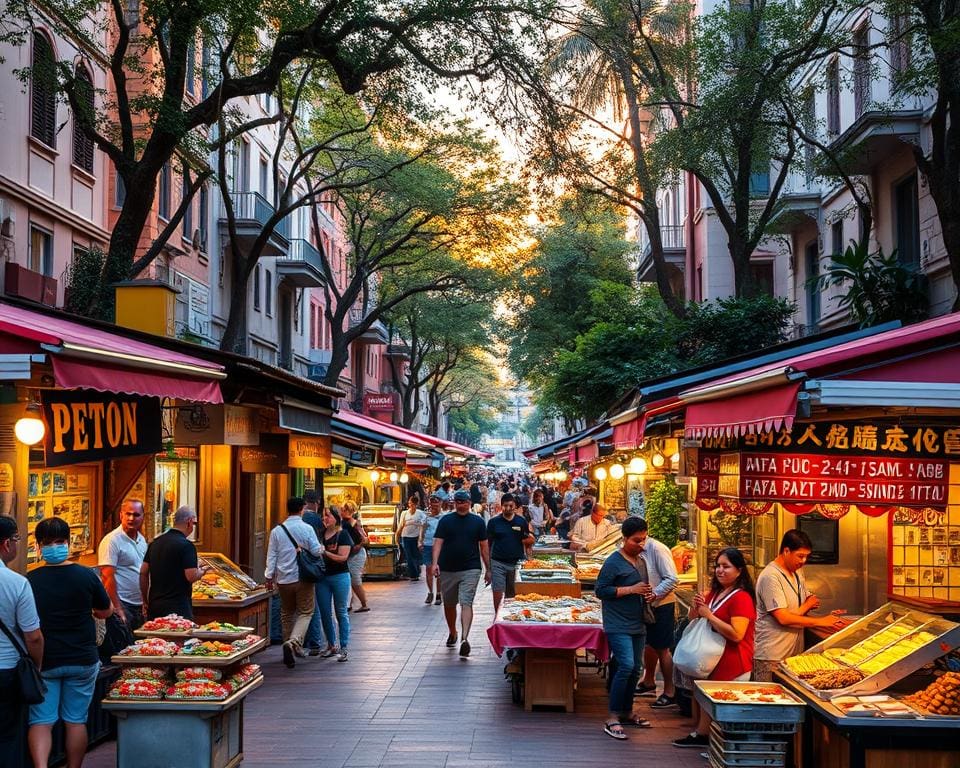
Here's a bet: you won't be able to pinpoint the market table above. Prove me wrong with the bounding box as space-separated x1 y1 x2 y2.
487 617 608 712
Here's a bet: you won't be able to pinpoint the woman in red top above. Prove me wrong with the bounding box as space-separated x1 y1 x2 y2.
673 547 756 749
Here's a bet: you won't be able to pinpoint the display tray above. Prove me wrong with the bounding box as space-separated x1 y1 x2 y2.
694 681 806 725
112 637 268 666
133 629 193 640
191 591 269 608
102 675 263 712
189 627 254 640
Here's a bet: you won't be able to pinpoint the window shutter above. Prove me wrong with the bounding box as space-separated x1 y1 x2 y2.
72 67 95 172
31 33 57 147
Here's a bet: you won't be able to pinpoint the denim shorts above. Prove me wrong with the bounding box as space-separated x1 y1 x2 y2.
29 662 100 726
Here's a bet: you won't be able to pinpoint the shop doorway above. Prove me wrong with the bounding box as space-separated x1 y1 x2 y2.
155 457 199 539
238 473 286 579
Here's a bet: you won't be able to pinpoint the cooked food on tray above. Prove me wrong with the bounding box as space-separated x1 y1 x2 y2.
120 666 169 681
902 671 960 716
521 558 573 571
117 638 181 657
109 679 166 699
179 639 236 657
176 667 223 682
141 614 196 632
807 668 865 690
784 652 843 678
165 681 231 700
194 621 251 634
500 595 601 624
702 685 799 705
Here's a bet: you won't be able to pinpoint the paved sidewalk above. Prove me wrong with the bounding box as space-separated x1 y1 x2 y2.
86 580 706 767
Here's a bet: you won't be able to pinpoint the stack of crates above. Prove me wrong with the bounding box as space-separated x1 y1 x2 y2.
707 720 796 768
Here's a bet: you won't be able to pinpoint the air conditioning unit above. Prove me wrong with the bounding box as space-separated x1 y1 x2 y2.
306 363 329 381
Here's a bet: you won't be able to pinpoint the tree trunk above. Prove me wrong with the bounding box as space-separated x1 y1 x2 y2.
322 337 351 389
219 250 250 353
427 391 441 436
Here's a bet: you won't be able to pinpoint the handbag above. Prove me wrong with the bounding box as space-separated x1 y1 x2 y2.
673 589 741 680
0 615 47 704
279 523 326 583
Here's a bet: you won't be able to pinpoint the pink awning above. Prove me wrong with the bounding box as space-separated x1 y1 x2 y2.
575 442 599 464
334 409 436 450
51 357 222 403
684 382 802 439
613 415 646 450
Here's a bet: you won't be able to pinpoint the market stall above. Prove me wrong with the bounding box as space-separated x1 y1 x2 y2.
103 616 266 768
192 553 270 636
486 594 605 712
517 555 581 598
359 503 400 578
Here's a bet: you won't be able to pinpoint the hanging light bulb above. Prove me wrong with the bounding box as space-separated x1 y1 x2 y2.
389 471 399 482
609 463 625 480
652 452 666 468
628 456 647 474
370 470 381 483
557 470 568 482
399 472 409 484
593 466 607 481
671 452 681 465
14 402 45 446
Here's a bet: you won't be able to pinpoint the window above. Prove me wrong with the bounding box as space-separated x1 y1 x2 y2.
259 155 269 197
265 270 273 316
29 225 53 276
750 261 774 296
186 37 195 96
826 59 840 136
158 162 171 220
72 66 95 173
831 220 844 258
802 90 816 183
804 240 820 329
253 264 261 311
889 14 911 84
853 26 871 118
894 173 920 270
197 185 208 253
200 40 212 99
31 32 57 148
182 173 193 239
749 169 770 198
115 172 126 206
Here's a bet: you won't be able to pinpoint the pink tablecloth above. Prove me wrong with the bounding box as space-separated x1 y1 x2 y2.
486 621 609 660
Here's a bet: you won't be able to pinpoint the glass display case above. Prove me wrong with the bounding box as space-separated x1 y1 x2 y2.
360 504 398 546
780 601 960 699
194 553 264 601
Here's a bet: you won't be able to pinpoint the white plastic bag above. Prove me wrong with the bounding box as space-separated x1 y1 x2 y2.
673 589 740 679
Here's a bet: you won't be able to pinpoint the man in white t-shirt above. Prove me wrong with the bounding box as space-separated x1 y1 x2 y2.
754 529 848 681
569 501 619 551
0 515 43 763
98 499 149 629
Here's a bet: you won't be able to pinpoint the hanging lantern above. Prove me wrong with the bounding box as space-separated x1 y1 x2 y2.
399 472 409 484
609 463 625 480
651 452 666 468
628 456 647 474
370 470 381 483
14 402 45 446
389 471 399 482
593 466 607 481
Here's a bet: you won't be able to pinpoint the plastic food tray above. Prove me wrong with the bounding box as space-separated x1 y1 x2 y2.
113 637 268 666
189 627 254 640
695 681 806 725
710 723 789 749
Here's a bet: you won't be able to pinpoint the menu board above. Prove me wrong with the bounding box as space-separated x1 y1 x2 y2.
27 466 98 563
890 505 960 604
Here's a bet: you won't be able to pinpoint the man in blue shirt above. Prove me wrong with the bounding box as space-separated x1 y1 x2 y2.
486 493 535 613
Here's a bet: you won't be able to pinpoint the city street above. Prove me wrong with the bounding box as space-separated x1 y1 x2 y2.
87 581 704 768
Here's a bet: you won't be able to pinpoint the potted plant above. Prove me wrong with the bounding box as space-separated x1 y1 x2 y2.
645 476 684 547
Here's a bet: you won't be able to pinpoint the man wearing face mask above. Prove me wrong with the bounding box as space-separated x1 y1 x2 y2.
139 506 206 620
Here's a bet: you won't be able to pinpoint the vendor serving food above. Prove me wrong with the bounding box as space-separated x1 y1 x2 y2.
569 500 618 552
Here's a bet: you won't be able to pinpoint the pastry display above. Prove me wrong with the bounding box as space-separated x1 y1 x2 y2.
141 615 196 633
166 681 231 700
902 671 960 716
192 573 246 600
118 638 181 657
109 679 165 699
176 667 223 682
194 622 251 634
231 634 261 651
224 664 261 692
784 653 843 678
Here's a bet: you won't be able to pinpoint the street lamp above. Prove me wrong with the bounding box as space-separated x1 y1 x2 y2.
399 472 409 484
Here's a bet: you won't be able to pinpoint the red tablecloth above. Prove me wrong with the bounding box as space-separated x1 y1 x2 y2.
486 620 609 660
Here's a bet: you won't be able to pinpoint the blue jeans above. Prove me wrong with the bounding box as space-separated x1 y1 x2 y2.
607 632 645 716
316 572 351 649
304 591 326 651
401 536 421 578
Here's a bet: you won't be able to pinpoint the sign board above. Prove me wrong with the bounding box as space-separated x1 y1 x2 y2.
40 389 162 468
364 393 396 413
174 404 259 446
239 434 289 474
288 435 332 469
278 401 330 436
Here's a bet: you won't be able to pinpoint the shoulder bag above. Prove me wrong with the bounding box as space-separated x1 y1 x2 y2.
673 589 741 680
280 523 326 583
0 615 47 704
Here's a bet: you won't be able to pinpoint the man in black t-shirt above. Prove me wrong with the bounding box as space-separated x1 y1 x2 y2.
486 493 535 613
431 490 490 658
140 506 205 619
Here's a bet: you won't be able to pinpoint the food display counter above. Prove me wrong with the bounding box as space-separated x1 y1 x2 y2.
192 554 270 636
360 504 399 578
516 555 581 597
486 595 606 712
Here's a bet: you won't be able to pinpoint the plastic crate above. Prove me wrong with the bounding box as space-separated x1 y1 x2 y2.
715 720 798 735
708 743 786 768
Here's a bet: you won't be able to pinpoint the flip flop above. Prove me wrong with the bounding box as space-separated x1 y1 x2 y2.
604 722 628 740
355 607 371 613
635 683 657 696
619 717 653 729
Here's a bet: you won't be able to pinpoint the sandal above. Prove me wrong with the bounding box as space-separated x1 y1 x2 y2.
355 606 371 613
619 717 653 729
604 721 628 740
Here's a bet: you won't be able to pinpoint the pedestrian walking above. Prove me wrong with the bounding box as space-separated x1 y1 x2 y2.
0 515 43 768
398 495 426 581
595 517 652 740
27 516 113 768
419 494 445 605
525 488 554 538
139 506 205 620
430 489 491 657
486 494 534 614
316 507 353 662
265 497 323 669
97 499 148 629
301 490 326 655
340 502 370 613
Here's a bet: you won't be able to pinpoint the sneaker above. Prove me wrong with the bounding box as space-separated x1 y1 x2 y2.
651 694 677 709
459 640 471 657
445 633 458 647
435 595 442 605
337 648 349 662
282 642 295 669
307 647 321 657
320 647 339 658
425 593 434 604
672 733 708 749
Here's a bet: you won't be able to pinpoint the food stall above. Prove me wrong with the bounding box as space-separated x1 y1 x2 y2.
103 616 266 768
517 555 581 598
192 554 270 636
486 594 605 711
774 601 960 768
359 503 400 578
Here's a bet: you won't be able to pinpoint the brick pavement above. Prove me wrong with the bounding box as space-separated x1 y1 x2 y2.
86 580 706 767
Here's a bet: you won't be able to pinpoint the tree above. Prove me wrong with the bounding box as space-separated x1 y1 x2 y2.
884 0 960 308
429 351 506 442
1 0 542 299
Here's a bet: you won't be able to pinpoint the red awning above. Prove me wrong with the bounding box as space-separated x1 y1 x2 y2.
613 415 646 450
575 442 599 464
684 382 802 439
333 409 436 451
0 302 224 403
532 459 554 474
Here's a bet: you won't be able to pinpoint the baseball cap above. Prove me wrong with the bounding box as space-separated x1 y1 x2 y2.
453 489 471 502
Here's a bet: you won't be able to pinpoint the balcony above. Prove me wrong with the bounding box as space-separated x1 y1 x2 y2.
386 342 411 360
276 239 326 288
348 308 389 344
637 224 686 286
5 263 57 307
767 192 821 234
218 192 290 257
826 109 923 174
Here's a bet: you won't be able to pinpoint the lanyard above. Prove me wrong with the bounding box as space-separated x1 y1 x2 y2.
775 565 804 604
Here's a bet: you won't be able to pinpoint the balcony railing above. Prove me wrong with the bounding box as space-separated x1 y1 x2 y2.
640 224 686 256
227 191 290 241
284 239 324 272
